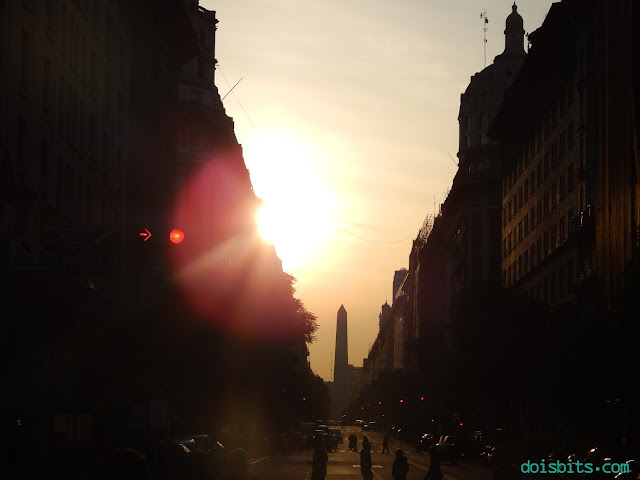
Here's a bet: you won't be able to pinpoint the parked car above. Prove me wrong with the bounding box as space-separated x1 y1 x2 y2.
434 436 461 465
416 433 436 453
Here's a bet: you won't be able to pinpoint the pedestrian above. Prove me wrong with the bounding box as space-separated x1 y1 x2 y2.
392 449 409 480
382 433 390 454
220 448 260 480
310 439 328 480
360 443 373 480
362 435 371 451
350 433 358 452
424 446 443 480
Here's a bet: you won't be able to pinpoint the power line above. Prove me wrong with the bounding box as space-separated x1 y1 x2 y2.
221 76 243 101
217 65 258 130
341 227 412 245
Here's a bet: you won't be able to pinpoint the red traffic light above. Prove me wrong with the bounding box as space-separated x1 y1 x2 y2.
169 229 185 244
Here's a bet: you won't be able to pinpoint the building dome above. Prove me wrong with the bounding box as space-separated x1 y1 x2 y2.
506 3 524 31
504 2 525 55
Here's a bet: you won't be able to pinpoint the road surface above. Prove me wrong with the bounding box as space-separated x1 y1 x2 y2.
250 427 496 480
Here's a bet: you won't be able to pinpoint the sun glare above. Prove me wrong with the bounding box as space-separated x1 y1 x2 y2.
248 131 337 271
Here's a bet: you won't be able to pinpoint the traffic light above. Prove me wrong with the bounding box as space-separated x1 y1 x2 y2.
169 229 185 244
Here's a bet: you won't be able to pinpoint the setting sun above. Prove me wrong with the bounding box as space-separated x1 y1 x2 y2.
247 131 337 271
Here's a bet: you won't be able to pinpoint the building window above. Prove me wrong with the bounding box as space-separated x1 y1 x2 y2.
18 119 28 183
544 152 550 177
544 191 549 216
568 163 575 190
106 15 112 57
551 182 557 209
543 230 549 257
551 223 557 250
568 120 575 147
20 29 30 95
559 215 565 242
480 113 489 131
530 170 536 193
480 133 489 145
530 207 535 229
530 244 535 268
518 221 522 242
43 57 51 116
518 186 523 209
518 254 522 278
537 199 542 222
524 178 529 201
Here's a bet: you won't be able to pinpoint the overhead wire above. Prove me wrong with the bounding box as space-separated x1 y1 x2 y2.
340 226 412 245
217 65 258 130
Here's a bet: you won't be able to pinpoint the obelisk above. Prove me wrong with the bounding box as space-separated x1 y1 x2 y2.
333 305 349 419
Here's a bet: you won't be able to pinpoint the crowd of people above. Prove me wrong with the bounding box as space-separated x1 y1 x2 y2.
100 431 456 480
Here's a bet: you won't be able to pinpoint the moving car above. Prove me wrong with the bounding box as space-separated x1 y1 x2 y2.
434 435 461 465
416 433 436 453
363 421 379 431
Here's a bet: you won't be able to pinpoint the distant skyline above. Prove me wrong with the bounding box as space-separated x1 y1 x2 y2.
202 0 555 381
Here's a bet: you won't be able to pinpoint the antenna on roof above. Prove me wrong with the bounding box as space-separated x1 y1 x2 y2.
480 9 489 68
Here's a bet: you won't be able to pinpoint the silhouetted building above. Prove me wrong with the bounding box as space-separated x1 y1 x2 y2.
408 3 527 373
1 0 199 469
333 304 349 418
492 0 596 308
348 364 363 404
393 268 407 304
591 0 640 311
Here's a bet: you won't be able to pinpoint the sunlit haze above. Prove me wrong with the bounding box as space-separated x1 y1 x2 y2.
202 0 555 381
251 130 338 271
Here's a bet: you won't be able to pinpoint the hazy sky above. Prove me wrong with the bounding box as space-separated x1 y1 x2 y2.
200 0 555 382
